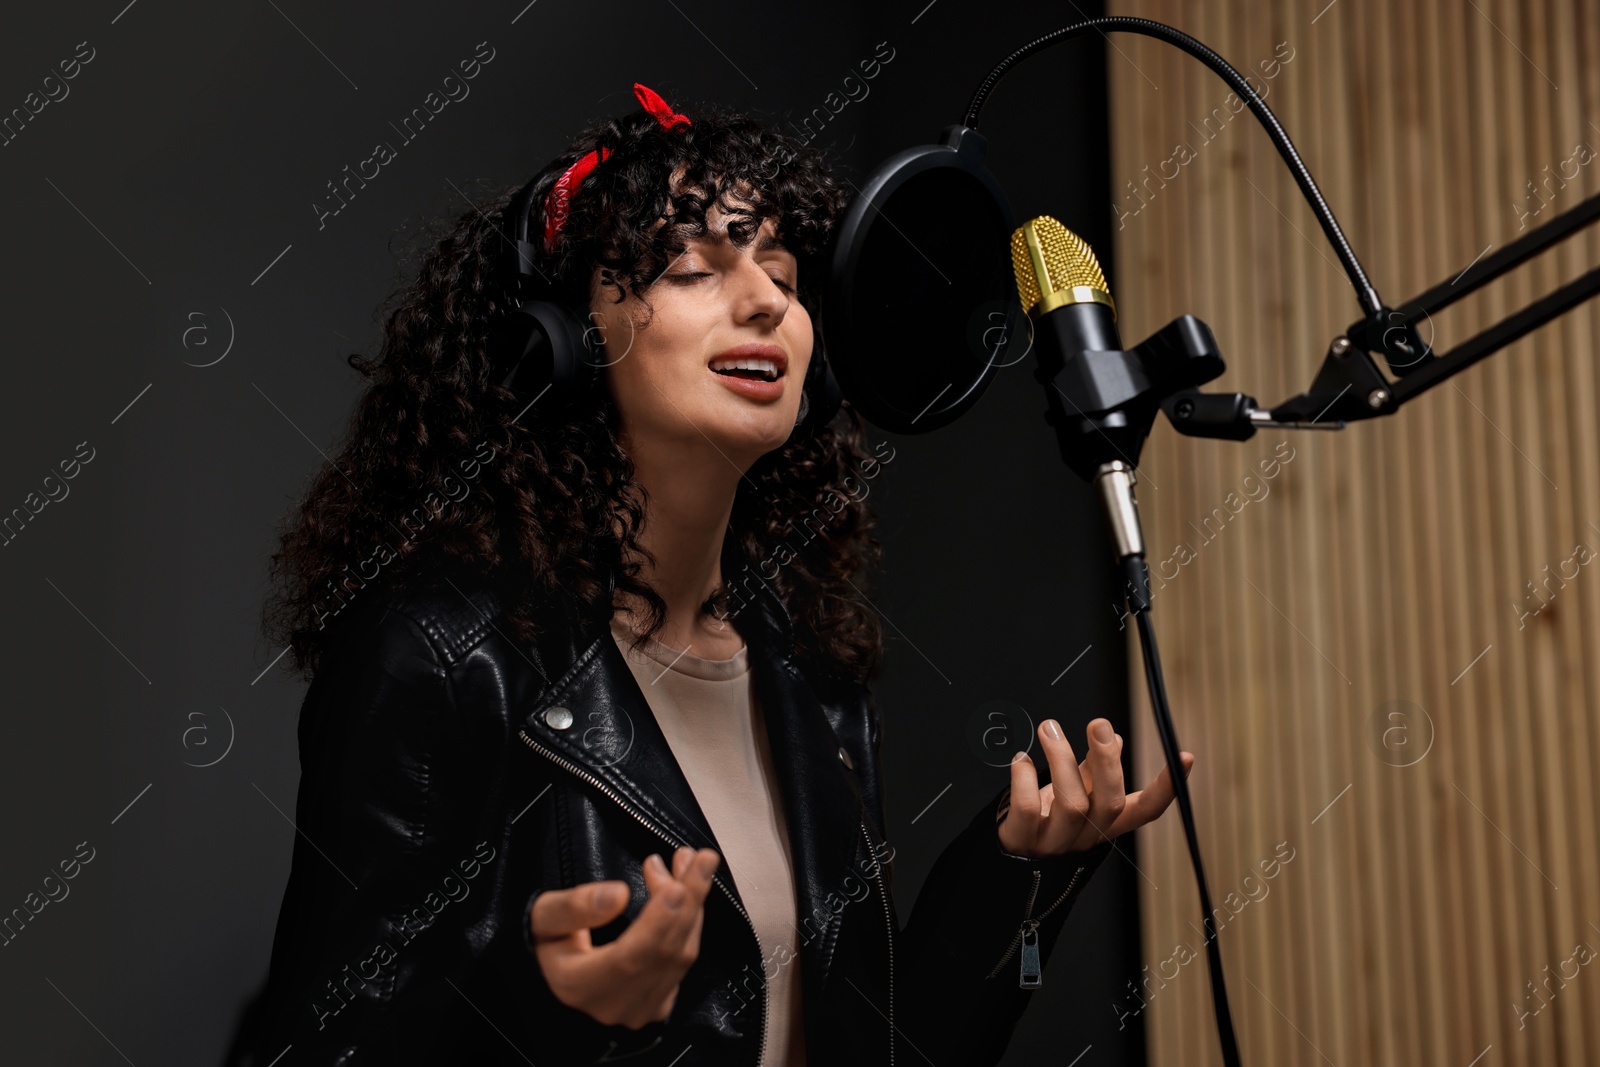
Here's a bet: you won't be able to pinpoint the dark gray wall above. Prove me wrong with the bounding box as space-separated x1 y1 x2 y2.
0 1 1135 1063
854 5 1143 1065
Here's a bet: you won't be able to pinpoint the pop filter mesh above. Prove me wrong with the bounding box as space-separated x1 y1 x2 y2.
830 161 1019 433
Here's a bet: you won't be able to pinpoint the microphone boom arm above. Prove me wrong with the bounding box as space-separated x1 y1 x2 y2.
1162 188 1600 439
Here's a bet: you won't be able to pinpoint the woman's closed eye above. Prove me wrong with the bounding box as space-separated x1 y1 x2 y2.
666 269 795 293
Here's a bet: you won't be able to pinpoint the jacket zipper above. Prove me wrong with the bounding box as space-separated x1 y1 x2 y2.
983 865 1085 986
862 817 894 1067
518 727 769 1065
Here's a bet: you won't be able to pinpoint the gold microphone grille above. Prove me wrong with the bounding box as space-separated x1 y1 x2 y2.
1011 216 1113 316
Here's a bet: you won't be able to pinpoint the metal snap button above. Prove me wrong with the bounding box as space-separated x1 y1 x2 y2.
544 705 574 730
837 746 854 770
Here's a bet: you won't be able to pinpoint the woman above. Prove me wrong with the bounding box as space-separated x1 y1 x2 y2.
223 83 1194 1067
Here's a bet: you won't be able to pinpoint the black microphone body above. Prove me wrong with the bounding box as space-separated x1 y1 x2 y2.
1013 216 1228 480
1032 299 1155 480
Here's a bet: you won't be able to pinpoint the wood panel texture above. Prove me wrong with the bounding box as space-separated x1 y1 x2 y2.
1103 2 1600 1063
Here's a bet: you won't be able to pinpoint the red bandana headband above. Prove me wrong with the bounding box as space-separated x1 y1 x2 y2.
541 82 691 254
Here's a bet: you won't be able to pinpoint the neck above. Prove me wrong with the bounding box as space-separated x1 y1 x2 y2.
615 441 744 646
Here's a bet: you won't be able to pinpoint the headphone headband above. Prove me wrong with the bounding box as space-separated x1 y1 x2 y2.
491 84 840 434
504 177 544 285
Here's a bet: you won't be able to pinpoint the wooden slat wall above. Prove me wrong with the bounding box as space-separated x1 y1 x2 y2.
1105 2 1600 1064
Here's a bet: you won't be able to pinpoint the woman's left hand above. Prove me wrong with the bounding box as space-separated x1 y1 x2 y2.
997 717 1194 858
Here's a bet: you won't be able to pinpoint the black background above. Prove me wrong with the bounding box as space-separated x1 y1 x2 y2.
0 2 1138 1063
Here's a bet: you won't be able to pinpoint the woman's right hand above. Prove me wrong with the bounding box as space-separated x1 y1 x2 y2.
527 846 722 1029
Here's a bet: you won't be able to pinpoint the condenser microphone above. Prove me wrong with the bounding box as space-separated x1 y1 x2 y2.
1011 216 1148 561
1010 215 1147 478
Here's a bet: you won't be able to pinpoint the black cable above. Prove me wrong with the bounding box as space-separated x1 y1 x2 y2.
964 17 1383 319
1134 601 1242 1067
1115 552 1241 1065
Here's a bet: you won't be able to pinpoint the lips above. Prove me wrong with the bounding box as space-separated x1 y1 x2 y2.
709 368 785 401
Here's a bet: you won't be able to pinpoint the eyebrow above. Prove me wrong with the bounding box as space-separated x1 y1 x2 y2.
692 227 791 254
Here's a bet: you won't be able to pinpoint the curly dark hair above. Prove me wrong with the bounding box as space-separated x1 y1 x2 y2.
261 93 889 689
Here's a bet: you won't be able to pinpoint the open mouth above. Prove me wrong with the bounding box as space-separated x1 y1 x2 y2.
711 366 781 382
709 358 783 382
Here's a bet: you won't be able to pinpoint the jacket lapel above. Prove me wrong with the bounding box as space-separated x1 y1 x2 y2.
517 573 868 987
520 618 721 861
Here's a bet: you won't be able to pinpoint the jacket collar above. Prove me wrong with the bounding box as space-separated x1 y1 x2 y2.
518 571 868 983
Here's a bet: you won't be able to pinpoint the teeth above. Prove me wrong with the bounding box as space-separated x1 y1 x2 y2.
710 357 781 378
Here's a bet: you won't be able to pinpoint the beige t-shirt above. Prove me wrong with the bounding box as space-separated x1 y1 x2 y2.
609 615 806 1067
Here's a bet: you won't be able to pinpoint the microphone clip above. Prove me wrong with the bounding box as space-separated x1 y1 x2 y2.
1038 313 1229 480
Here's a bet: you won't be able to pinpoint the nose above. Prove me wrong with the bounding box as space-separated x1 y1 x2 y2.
732 257 789 325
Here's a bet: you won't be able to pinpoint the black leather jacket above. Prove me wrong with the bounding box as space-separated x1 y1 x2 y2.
223 569 1112 1066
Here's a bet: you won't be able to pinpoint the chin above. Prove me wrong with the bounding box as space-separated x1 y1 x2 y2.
718 414 797 456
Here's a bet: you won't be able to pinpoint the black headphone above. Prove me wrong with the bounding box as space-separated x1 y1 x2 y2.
489 171 843 439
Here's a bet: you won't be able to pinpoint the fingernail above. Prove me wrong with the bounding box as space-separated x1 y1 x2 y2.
646 853 662 872
1012 750 1031 764
597 884 622 908
1092 720 1114 744
1043 719 1062 740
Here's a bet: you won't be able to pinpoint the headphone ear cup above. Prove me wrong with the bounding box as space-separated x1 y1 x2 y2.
491 298 603 406
801 328 842 430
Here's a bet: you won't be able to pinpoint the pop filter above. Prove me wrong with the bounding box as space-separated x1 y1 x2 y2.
823 125 1022 434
